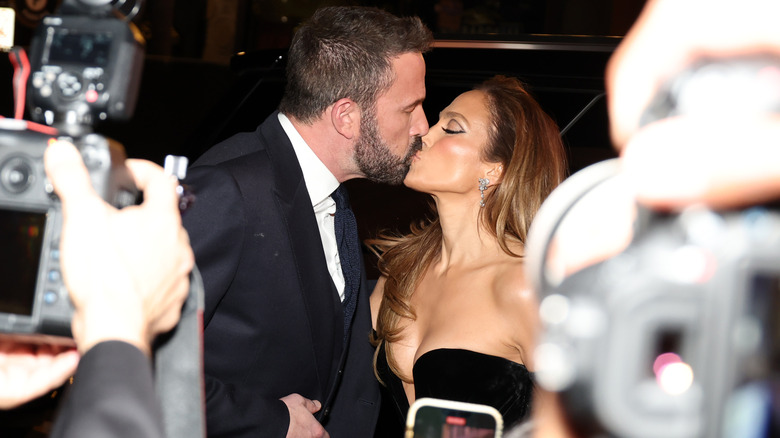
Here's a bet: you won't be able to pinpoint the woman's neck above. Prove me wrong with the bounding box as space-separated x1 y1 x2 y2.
433 195 503 272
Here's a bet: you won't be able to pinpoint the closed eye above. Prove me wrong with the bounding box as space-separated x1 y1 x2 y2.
442 127 464 134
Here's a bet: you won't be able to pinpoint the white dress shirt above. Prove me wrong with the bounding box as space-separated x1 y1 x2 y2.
278 112 346 301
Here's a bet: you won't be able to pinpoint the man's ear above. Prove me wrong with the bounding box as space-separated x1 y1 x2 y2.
330 98 358 140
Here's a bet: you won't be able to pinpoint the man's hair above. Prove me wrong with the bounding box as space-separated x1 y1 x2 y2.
278 6 433 124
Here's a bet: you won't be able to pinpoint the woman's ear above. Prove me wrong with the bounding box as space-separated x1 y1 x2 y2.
485 164 504 185
330 98 358 140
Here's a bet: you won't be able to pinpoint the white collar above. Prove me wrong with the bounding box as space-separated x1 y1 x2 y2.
278 112 340 207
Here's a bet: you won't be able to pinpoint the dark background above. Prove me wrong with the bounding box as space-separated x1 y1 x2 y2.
0 0 645 162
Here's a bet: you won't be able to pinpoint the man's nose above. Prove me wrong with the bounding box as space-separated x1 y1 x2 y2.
410 105 429 137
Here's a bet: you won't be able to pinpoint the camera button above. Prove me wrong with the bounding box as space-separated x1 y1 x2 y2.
44 290 59 305
32 72 45 88
1 156 34 193
47 269 61 283
57 72 82 97
86 89 99 103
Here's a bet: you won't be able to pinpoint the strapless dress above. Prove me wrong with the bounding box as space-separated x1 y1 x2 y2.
374 342 535 436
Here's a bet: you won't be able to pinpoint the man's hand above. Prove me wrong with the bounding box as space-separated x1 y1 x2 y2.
44 140 195 356
0 341 78 409
281 393 329 438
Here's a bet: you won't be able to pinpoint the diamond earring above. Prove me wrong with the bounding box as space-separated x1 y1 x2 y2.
478 178 489 207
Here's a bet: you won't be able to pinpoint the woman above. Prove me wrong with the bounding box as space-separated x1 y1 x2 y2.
369 75 567 431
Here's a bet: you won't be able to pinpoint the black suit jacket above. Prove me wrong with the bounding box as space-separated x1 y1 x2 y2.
50 341 165 438
182 112 380 437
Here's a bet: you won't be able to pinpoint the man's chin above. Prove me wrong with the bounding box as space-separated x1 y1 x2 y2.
355 138 418 184
362 165 407 185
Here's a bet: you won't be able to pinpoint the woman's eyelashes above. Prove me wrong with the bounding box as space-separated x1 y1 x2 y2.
441 122 465 134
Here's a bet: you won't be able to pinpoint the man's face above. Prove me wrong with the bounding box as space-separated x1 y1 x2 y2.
354 52 428 185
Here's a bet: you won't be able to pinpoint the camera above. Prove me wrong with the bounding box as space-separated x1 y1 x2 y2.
0 0 144 342
27 0 144 137
532 189 780 437
527 56 780 438
0 124 137 340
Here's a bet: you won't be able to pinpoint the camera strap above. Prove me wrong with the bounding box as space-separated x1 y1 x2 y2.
153 266 206 438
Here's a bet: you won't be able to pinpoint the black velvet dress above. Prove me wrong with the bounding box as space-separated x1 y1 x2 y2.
374 342 535 436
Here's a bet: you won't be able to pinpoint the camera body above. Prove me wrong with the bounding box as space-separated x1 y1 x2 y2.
0 1 143 341
27 7 144 135
535 204 780 437
0 124 137 341
530 55 780 438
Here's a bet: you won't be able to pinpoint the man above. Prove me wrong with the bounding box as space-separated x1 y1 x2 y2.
0 139 194 438
182 6 433 437
527 0 780 437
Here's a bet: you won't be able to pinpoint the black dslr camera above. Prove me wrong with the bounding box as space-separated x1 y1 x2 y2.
528 56 780 438
27 0 144 135
0 0 144 342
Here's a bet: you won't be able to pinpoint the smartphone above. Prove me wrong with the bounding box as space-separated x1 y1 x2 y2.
406 397 503 438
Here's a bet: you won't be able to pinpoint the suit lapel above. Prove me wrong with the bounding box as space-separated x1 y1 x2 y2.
259 114 345 395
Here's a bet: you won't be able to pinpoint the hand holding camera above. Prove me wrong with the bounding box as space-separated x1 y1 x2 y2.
0 0 146 339
46 140 194 356
0 2 198 424
0 139 193 410
528 0 780 435
607 0 780 209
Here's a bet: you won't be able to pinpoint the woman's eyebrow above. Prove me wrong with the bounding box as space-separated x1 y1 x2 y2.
438 110 469 128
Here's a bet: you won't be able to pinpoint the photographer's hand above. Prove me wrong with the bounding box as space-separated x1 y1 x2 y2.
531 1 780 437
606 0 780 209
44 140 195 356
0 342 78 409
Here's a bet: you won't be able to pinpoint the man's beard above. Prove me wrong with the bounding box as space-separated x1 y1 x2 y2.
354 112 422 185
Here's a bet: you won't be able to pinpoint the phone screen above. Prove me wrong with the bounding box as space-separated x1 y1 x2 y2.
408 398 502 438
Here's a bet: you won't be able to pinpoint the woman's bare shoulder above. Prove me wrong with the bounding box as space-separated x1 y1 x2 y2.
491 258 540 366
492 257 536 308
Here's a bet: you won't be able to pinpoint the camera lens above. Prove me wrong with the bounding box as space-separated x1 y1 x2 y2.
1 156 35 193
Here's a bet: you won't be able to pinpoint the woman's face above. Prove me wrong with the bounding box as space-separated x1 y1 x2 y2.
404 89 495 197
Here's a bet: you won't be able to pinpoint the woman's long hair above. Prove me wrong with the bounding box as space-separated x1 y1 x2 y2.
370 75 568 383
